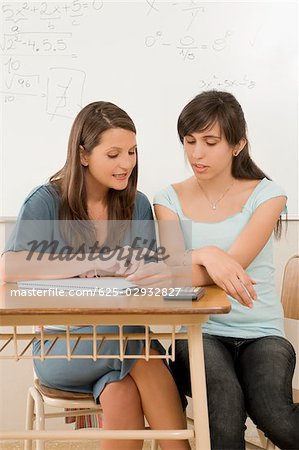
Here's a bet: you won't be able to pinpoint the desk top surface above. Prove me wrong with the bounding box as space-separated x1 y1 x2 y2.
0 283 230 316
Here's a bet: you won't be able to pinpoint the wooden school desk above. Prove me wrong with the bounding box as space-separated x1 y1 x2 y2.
0 283 230 450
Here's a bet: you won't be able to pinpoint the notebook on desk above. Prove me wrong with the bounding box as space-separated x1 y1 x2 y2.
17 277 138 295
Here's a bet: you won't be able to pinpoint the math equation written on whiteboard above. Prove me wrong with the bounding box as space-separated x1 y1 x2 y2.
1 1 256 117
0 1 105 117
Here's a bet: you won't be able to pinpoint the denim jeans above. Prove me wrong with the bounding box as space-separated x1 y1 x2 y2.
170 334 299 450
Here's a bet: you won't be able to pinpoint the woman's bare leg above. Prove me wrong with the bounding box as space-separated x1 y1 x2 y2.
99 375 145 450
130 350 190 450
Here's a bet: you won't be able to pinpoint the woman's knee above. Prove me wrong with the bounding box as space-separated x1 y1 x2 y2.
252 408 299 450
100 375 141 411
99 376 145 430
241 336 296 412
243 336 296 374
241 337 299 449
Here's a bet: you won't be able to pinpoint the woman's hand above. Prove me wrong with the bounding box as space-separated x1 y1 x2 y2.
79 246 157 278
127 261 191 288
127 261 175 287
110 246 156 276
194 246 257 308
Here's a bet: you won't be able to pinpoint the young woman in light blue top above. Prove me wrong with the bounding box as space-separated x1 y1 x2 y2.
133 91 298 449
2 102 190 450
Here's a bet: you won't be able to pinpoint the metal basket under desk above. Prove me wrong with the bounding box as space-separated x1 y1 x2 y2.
0 325 188 361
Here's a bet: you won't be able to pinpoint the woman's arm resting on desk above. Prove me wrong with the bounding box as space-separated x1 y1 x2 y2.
153 204 257 307
154 205 255 306
132 197 284 307
1 251 102 282
1 246 154 282
192 196 286 305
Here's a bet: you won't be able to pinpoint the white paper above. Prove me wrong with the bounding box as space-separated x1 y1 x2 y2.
17 277 137 293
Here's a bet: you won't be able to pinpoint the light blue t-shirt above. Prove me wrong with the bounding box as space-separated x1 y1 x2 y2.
154 178 287 339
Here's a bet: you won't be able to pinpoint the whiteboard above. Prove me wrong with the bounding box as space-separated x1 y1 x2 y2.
0 1 298 218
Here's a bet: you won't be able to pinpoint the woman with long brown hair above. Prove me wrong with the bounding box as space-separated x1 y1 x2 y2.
2 101 190 450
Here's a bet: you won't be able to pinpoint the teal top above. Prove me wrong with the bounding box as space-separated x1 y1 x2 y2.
154 178 287 339
5 184 155 253
5 184 155 332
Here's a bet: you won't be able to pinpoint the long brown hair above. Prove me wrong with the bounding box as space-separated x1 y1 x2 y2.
50 101 137 222
49 102 138 249
177 90 284 237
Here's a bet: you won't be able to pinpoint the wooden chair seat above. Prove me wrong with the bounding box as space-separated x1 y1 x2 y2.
34 378 95 401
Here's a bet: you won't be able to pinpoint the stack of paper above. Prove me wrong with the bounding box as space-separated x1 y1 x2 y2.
17 277 137 295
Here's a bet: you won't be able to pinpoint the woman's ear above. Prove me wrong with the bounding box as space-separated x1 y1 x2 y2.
79 145 89 167
233 138 247 156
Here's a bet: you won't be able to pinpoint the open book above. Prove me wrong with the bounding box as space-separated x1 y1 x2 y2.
17 277 138 295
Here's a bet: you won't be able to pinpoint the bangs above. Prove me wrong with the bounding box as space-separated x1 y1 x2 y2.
178 91 246 146
190 117 219 135
178 111 222 141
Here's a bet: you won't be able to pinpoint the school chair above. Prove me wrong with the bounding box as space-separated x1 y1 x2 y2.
25 373 159 450
24 374 102 450
248 254 299 450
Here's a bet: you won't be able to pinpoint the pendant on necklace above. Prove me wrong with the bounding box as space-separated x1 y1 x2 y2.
212 204 216 210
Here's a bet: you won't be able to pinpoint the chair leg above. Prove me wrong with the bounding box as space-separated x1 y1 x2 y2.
29 386 45 450
266 440 276 450
256 428 276 450
257 428 269 448
24 389 34 450
151 440 159 450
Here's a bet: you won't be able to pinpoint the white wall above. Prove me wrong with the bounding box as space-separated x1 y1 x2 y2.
0 220 298 431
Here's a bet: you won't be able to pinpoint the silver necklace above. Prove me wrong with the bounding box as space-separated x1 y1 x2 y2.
197 180 234 210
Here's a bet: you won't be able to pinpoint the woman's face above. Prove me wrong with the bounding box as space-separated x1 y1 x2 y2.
81 128 137 191
184 121 237 180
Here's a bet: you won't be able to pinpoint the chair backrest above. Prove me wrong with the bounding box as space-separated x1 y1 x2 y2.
281 255 299 320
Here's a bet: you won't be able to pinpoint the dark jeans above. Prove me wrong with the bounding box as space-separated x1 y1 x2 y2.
170 334 299 450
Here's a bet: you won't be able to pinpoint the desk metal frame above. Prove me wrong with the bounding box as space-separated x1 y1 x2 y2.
0 285 230 450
